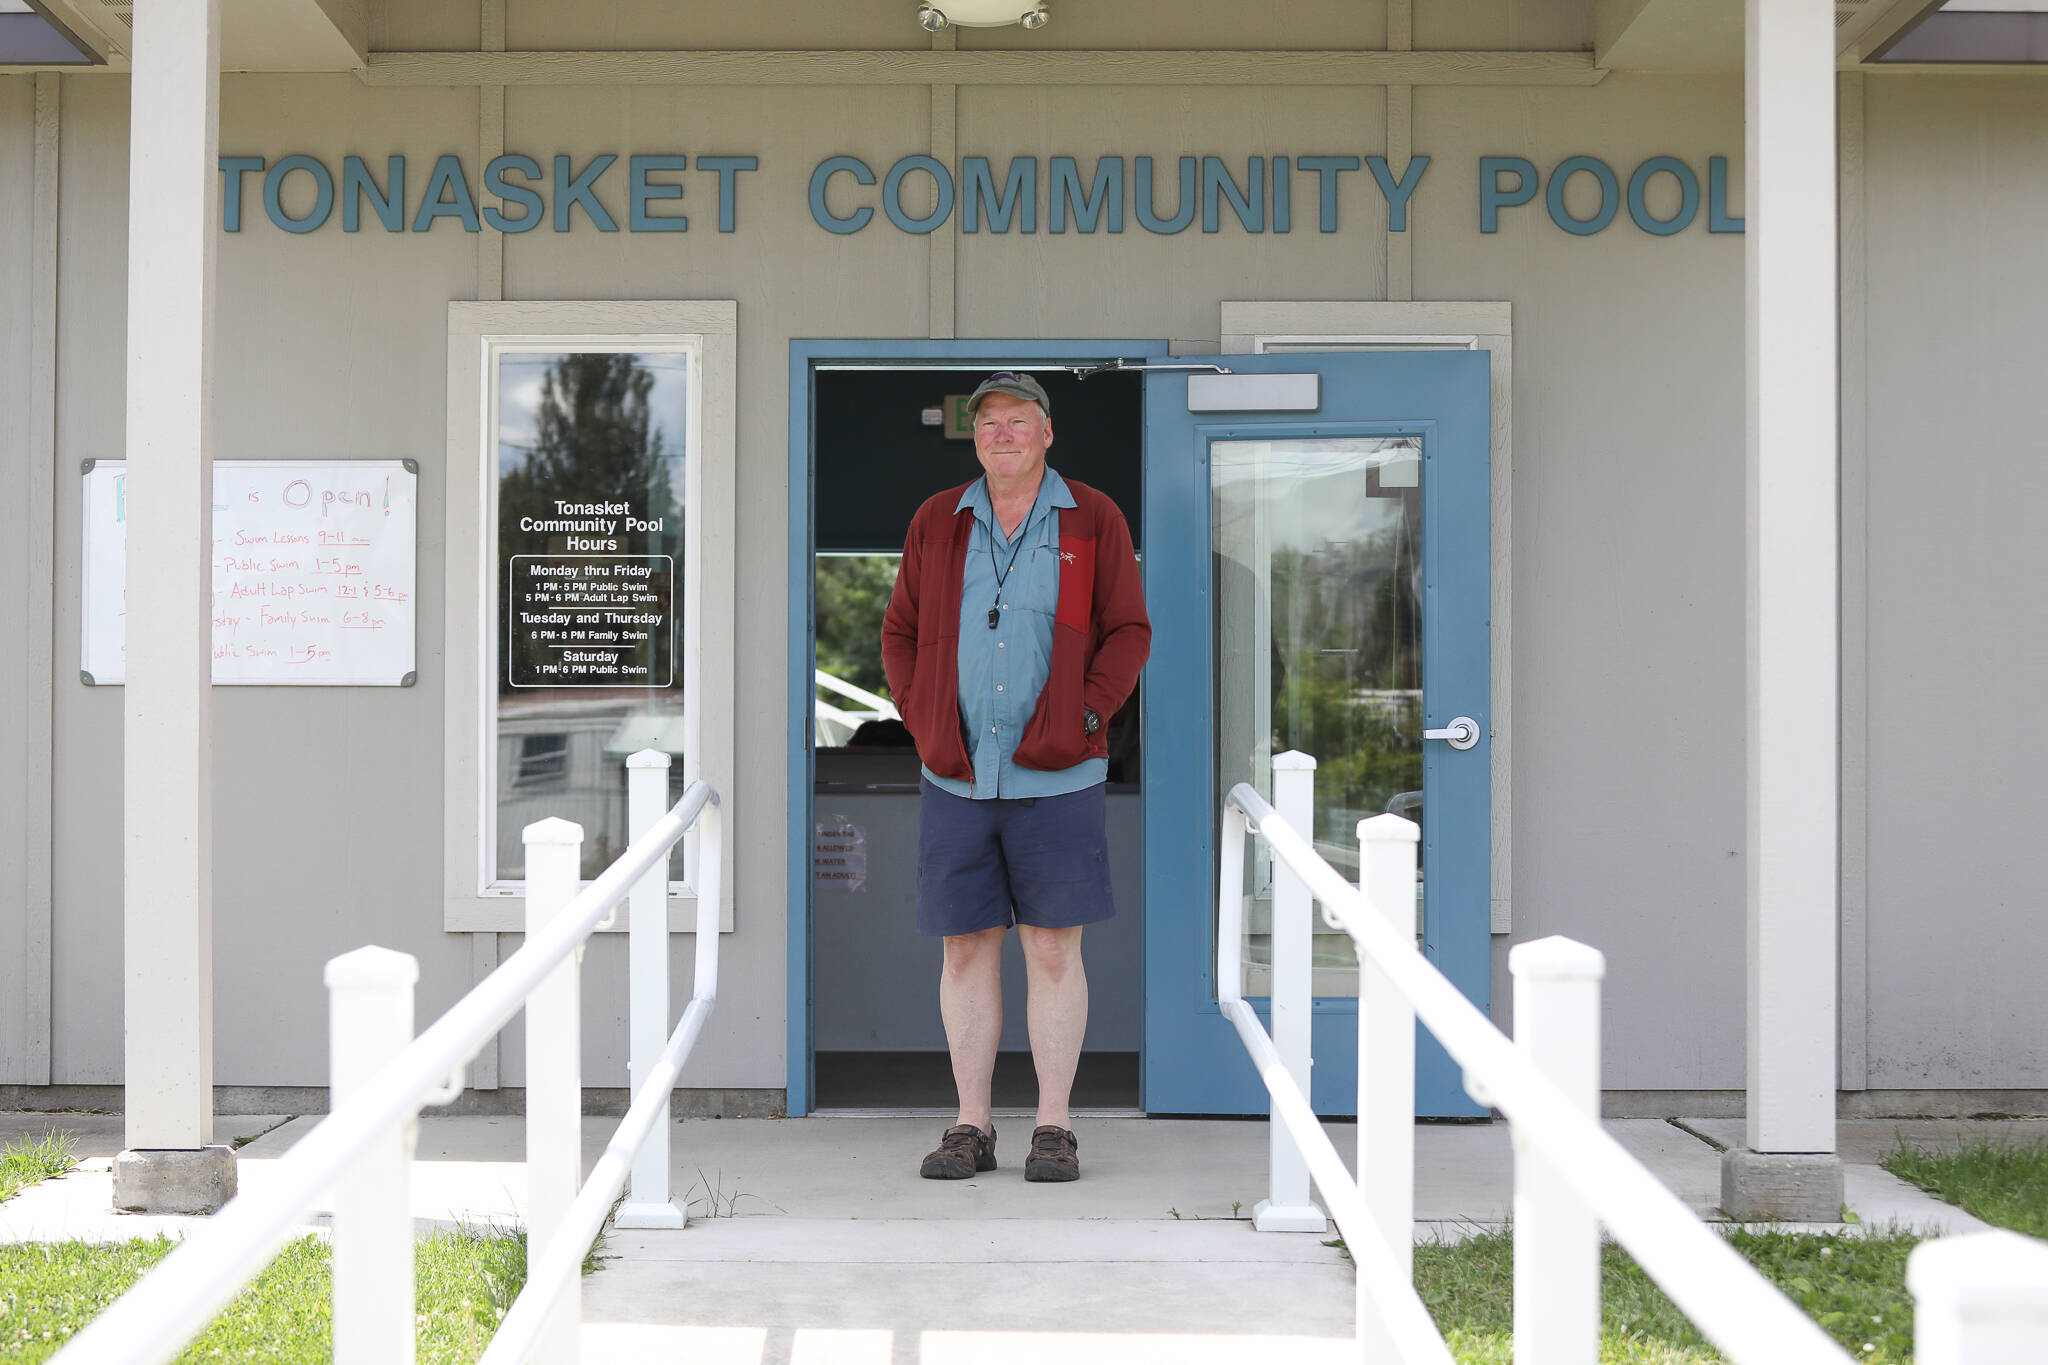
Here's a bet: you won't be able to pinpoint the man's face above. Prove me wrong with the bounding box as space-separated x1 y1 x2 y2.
971 392 1053 488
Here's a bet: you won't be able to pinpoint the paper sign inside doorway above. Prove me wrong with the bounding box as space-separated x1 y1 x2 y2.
813 819 868 893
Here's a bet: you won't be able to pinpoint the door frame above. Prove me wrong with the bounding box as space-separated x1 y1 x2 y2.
783 338 1166 1116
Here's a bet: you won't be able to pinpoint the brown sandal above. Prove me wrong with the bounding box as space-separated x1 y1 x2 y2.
1024 1125 1080 1182
920 1123 997 1179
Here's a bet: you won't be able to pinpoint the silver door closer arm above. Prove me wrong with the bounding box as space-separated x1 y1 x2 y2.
1066 357 1235 380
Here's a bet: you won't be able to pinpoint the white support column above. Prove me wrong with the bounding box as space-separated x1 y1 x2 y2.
616 751 686 1229
1731 0 1842 1220
1510 937 1605 1365
326 946 420 1365
121 0 221 1157
524 817 585 1363
1253 751 1325 1233
1909 1231 2048 1365
1355 813 1418 1358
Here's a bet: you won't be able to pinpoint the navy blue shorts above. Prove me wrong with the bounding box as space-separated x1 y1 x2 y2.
916 778 1116 936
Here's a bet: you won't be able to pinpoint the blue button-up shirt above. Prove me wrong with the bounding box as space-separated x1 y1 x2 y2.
922 468 1108 800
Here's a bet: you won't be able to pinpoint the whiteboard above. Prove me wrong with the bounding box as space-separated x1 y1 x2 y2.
82 460 418 686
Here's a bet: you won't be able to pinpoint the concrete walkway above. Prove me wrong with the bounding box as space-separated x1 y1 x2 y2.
2 1110 2032 1363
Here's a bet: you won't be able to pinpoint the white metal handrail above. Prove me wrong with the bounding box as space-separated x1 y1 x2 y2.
1222 754 1861 1365
57 751 721 1365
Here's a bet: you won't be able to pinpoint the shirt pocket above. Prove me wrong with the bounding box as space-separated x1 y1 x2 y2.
1015 540 1061 621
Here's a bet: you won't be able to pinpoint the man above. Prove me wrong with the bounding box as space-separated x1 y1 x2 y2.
881 371 1150 1183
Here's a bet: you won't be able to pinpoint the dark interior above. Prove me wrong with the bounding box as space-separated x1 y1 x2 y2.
814 366 1143 554
810 361 1145 1113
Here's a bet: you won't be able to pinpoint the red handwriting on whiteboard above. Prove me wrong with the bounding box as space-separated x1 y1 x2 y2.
177 469 413 679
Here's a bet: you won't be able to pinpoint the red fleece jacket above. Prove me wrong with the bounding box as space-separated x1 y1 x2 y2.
880 476 1151 783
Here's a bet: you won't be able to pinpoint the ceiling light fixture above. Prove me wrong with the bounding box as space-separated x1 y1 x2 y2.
916 2 1050 32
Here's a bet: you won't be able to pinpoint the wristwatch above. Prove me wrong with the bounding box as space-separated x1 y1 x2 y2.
1082 708 1101 736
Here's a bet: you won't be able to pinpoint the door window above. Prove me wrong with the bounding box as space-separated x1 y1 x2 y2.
1213 436 1425 998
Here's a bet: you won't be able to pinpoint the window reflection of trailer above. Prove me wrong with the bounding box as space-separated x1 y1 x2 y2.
496 693 686 877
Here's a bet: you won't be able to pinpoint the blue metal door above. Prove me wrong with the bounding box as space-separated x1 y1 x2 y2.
1141 351 1491 1117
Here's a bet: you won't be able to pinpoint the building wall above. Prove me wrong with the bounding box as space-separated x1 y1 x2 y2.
1416 74 1749 1089
1861 76 2048 1089
5 1 2043 1099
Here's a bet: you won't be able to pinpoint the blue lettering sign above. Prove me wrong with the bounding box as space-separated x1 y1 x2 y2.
962 156 1036 233
883 155 954 234
1367 155 1429 233
554 155 618 232
696 155 758 233
1202 156 1263 234
629 154 689 232
483 154 544 233
342 155 404 233
1546 155 1619 235
1627 156 1699 236
1709 156 1743 233
1135 156 1197 235
1050 156 1123 233
810 156 876 234
219 156 264 233
1296 155 1359 233
265 154 333 234
1480 156 1538 233
412 154 480 233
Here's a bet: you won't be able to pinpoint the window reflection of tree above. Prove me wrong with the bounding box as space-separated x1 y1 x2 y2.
499 353 683 697
494 352 686 880
815 554 898 701
1267 498 1424 851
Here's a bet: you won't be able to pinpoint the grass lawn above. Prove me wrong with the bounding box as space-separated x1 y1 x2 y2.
1414 1227 1917 1364
0 1132 76 1207
1882 1136 2048 1240
0 1229 527 1363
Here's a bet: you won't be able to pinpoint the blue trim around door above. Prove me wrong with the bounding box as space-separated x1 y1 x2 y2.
784 338 1166 1115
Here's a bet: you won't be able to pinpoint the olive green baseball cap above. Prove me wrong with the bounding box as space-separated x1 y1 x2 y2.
966 370 1051 418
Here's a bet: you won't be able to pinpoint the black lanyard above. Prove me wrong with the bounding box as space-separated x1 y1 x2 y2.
986 514 1028 630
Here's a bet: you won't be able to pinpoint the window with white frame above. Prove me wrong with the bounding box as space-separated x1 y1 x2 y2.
444 303 735 932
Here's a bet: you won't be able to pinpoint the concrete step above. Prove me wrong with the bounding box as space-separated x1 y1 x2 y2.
581 1218 1359 1365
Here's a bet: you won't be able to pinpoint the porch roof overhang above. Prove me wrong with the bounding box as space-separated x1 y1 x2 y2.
1 0 365 72
1592 0 2048 71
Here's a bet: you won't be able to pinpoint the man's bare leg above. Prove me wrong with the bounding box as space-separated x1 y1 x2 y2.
940 925 1008 1131
1019 924 1088 1130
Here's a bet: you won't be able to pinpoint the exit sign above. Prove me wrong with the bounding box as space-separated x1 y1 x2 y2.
943 395 974 440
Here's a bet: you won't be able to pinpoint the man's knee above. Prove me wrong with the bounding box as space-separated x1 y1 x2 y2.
942 925 1006 974
1018 924 1084 978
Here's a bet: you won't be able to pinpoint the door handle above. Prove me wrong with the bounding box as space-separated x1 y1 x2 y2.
1422 716 1480 751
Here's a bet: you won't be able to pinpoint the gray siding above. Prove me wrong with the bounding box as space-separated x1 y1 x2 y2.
1861 78 2048 1089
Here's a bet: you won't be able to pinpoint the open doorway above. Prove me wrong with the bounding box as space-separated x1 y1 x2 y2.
806 360 1145 1112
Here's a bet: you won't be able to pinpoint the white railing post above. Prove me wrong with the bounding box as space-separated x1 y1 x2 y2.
1356 813 1419 1357
1909 1230 2048 1365
325 946 420 1365
524 817 586 1364
1254 751 1325 1232
615 751 686 1230
1510 936 1607 1365
691 795 724 992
